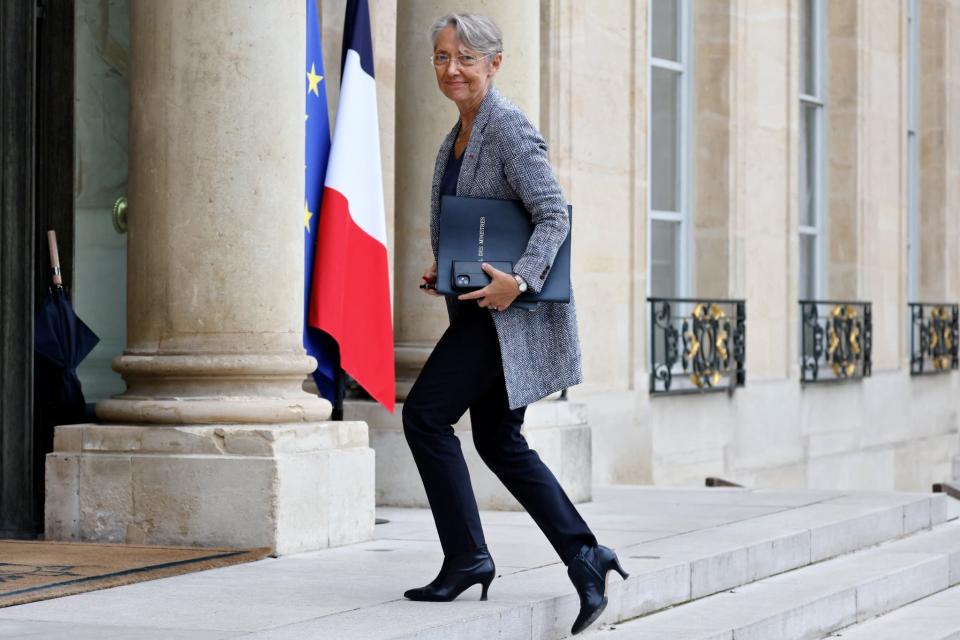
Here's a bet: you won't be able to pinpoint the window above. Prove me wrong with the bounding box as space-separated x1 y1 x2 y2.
906 0 919 302
799 0 824 300
648 0 691 298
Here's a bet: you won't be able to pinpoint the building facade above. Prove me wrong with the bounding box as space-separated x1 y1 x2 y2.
1 0 958 546
370 0 960 494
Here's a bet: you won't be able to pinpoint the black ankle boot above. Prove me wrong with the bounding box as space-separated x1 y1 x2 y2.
403 545 496 602
567 544 629 635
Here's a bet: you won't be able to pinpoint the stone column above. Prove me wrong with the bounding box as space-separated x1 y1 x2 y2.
692 0 738 300
45 0 375 554
738 1 794 380
824 0 918 370
825 0 862 303
918 0 954 304
98 0 329 424
393 0 540 398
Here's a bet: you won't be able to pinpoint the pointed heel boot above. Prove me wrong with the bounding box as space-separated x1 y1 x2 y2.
568 544 630 635
403 545 496 602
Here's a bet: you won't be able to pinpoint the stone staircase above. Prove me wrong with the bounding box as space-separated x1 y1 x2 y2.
578 495 959 640
825 583 960 639
272 489 953 640
2 487 955 639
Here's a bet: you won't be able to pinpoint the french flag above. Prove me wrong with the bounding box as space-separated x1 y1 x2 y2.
309 0 395 412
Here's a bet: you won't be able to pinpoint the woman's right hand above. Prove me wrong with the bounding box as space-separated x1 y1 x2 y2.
421 262 439 296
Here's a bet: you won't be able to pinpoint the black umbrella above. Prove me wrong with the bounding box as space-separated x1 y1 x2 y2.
34 230 99 426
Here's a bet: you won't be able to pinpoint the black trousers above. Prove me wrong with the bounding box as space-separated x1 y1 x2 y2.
402 301 597 564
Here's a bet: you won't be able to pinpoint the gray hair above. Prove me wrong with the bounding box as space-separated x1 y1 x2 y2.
429 13 503 56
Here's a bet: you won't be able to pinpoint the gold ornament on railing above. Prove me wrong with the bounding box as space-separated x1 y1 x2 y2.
827 304 859 377
931 305 952 370
686 303 728 389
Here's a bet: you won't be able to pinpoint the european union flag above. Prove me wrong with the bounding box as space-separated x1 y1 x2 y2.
304 0 338 405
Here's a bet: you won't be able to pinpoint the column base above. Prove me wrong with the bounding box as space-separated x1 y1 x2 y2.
45 422 374 555
345 399 592 510
97 353 333 424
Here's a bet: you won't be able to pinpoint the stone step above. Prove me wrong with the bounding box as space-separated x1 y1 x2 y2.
238 491 947 639
823 582 960 639
579 519 960 640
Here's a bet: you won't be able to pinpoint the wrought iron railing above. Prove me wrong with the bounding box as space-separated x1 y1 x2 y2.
909 303 959 375
799 300 872 383
648 298 746 395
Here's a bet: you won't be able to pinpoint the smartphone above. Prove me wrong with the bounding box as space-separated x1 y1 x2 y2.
451 261 513 291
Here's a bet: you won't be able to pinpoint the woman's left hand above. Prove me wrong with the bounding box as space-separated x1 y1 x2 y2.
457 263 520 312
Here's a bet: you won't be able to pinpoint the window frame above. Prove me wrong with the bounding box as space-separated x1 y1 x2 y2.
906 0 919 303
798 0 826 301
647 0 693 299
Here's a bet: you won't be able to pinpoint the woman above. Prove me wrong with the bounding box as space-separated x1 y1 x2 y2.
401 13 627 636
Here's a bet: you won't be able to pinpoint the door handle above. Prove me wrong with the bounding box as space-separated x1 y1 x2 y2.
112 196 128 234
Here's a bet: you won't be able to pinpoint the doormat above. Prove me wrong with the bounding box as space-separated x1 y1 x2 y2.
0 539 272 608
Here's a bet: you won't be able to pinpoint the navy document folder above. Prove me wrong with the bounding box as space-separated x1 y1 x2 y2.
436 195 573 308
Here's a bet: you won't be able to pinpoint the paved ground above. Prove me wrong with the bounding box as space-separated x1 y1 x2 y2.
0 485 951 639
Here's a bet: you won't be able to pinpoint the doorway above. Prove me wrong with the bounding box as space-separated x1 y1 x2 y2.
0 0 128 538
73 0 129 403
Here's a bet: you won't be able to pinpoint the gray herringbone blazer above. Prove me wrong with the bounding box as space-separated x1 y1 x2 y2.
430 87 583 410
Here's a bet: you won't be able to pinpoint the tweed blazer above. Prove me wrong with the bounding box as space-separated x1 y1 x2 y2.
430 87 583 410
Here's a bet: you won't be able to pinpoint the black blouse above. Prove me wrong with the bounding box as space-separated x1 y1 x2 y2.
440 143 464 197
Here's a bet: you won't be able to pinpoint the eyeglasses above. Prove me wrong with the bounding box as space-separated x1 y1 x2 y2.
430 52 495 68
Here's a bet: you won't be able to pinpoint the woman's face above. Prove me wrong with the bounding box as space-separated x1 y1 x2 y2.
433 25 501 108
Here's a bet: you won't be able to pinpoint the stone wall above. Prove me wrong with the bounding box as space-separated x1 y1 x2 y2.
561 0 960 491
349 0 960 492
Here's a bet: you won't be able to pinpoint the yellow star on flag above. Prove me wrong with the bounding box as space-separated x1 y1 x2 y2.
304 200 314 231
307 63 323 97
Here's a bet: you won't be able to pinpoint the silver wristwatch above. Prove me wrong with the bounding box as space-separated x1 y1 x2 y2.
513 273 528 293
